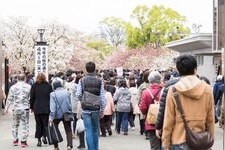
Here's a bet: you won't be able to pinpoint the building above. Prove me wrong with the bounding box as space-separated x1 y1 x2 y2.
165 0 224 84
165 33 218 84
213 0 224 73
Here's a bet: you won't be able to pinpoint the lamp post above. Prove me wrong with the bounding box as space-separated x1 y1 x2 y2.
35 28 48 80
37 28 46 45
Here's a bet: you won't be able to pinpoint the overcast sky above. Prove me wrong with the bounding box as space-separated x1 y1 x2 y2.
1 0 213 34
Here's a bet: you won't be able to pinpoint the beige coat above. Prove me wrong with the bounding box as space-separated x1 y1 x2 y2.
129 87 140 114
162 75 215 148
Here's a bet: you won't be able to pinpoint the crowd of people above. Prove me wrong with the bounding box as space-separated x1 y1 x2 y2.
2 55 224 150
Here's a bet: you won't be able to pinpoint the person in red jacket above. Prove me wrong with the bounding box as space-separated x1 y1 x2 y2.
139 70 163 150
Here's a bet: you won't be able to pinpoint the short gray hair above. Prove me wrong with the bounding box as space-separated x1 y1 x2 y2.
17 74 26 81
148 71 162 84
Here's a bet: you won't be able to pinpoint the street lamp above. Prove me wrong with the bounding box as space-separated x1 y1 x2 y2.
37 28 45 42
35 28 48 80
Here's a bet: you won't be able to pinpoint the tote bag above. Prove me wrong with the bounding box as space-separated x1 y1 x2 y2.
46 123 63 145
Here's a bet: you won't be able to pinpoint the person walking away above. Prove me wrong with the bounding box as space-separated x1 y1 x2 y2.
162 55 214 150
66 75 77 137
136 70 150 137
113 78 131 135
128 80 138 130
139 71 163 150
30 73 52 147
4 73 31 148
49 80 73 150
76 61 106 150
213 75 224 121
72 74 85 149
155 74 180 142
100 82 115 137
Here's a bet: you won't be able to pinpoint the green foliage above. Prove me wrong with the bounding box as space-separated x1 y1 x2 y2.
87 39 113 58
127 5 190 48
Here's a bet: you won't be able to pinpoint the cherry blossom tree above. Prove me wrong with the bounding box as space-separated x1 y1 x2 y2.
101 44 178 71
3 16 35 72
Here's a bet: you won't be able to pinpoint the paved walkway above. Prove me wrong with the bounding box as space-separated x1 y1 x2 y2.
0 112 224 150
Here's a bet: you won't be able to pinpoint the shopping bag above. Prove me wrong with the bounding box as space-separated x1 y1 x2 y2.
76 118 85 133
46 123 63 145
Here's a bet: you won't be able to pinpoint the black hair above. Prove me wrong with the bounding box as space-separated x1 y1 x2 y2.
176 55 197 76
85 61 95 73
118 78 127 88
143 70 150 83
129 80 136 87
75 74 83 84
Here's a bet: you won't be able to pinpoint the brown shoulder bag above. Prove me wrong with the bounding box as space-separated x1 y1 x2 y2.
172 86 214 150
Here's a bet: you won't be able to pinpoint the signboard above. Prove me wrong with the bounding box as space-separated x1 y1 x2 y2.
116 67 123 77
34 45 48 79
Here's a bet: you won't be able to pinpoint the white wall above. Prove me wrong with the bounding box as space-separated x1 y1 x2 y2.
197 56 216 85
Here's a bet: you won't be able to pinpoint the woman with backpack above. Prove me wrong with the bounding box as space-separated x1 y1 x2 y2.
139 71 163 149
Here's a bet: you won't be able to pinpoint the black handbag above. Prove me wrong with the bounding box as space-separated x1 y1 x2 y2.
172 86 214 150
63 112 74 121
54 92 74 121
46 123 63 145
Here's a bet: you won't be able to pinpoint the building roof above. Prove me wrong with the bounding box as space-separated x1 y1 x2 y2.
164 33 212 52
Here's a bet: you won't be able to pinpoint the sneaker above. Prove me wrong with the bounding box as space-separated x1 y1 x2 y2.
131 127 135 131
124 132 128 136
13 139 19 146
67 146 72 150
21 141 28 148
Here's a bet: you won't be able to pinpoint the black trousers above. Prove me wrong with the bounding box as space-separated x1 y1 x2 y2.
53 119 73 148
149 130 161 150
100 115 112 135
34 114 49 139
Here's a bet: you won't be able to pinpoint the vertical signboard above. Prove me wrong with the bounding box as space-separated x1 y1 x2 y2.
34 45 48 79
116 67 123 77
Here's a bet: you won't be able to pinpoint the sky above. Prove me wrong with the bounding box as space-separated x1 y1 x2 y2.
1 0 213 34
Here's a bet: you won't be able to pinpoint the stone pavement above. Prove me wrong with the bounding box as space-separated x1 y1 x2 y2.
0 112 224 150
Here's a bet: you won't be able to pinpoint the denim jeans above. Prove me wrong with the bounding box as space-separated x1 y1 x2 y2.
162 143 189 150
82 111 100 150
116 112 129 133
